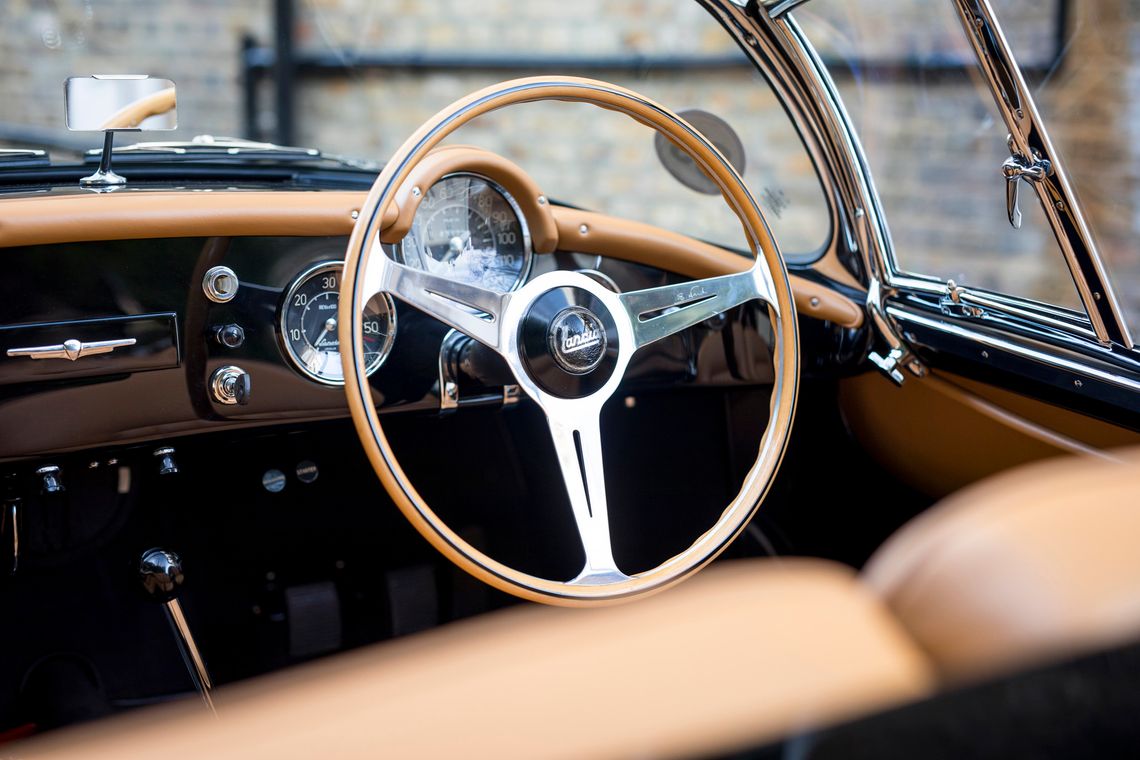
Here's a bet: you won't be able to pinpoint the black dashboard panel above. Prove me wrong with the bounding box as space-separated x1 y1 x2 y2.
0 236 409 459
0 313 179 385
0 236 775 461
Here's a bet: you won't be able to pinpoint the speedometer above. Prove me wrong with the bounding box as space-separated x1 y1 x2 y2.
279 261 396 385
398 173 532 292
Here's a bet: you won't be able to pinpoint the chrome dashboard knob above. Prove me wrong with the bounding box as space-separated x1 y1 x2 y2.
210 365 251 406
213 323 245 349
202 266 239 304
153 447 179 476
35 465 64 494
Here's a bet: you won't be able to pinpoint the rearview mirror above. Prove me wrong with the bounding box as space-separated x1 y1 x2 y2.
65 75 177 189
64 75 177 131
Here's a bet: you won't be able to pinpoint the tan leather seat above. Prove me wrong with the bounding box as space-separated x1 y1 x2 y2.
18 560 932 760
863 446 1140 683
18 448 1140 758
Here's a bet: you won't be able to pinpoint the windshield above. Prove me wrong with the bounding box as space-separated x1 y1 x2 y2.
0 0 832 261
796 0 1140 329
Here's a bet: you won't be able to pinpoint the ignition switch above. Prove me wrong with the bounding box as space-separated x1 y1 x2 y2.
210 365 251 406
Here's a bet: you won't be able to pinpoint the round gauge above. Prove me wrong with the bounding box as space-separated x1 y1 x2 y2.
279 262 396 385
398 173 532 292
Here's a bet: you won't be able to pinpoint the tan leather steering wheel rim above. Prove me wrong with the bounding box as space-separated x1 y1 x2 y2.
339 76 799 606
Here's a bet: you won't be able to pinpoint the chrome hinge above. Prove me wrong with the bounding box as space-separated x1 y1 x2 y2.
939 279 985 318
1001 137 1052 230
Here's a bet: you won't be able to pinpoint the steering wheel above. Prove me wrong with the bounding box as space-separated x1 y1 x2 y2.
338 77 799 606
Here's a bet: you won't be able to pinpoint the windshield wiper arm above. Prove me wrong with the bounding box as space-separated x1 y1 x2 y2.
86 134 379 170
0 148 50 168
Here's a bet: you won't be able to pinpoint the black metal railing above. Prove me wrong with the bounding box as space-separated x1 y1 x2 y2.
239 0 1070 146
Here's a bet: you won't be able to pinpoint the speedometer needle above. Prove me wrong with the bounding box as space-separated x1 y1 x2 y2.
441 230 471 262
313 317 337 348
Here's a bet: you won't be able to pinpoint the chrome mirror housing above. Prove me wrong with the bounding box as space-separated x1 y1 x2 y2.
64 75 177 188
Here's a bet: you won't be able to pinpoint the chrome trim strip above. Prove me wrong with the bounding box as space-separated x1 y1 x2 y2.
951 290 1092 337
6 337 136 361
764 0 813 19
952 0 1132 347
888 273 1097 338
768 15 898 284
889 306 1140 394
7 500 18 575
681 4 984 395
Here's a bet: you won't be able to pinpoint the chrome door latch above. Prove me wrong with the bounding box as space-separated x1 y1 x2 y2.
6 337 136 361
1002 138 1052 230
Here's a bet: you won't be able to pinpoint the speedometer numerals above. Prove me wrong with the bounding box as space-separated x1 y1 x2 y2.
397 173 532 294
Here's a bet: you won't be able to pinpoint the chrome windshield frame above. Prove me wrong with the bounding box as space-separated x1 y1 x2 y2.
706 0 1135 371
951 0 1132 348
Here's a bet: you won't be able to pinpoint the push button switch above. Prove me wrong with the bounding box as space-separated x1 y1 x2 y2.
213 324 245 349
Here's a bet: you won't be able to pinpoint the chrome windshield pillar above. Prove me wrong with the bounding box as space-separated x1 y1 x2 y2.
952 0 1132 348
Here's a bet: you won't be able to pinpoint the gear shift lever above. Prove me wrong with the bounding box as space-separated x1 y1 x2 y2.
139 548 216 714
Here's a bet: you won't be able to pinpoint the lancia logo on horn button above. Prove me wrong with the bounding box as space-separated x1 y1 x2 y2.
548 306 607 375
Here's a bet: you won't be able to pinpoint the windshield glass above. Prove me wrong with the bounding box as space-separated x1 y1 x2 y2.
796 0 1140 330
796 0 1084 314
0 0 832 261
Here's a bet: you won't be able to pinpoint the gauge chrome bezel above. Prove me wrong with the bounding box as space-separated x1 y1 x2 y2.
279 260 396 386
395 171 534 293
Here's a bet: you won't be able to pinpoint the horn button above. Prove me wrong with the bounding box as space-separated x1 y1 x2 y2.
519 287 619 398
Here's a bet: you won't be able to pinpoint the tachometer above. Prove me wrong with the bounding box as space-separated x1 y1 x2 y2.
397 173 532 292
279 261 396 385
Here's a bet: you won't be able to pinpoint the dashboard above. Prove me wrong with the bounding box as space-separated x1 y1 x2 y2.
0 146 868 462
0 145 873 729
0 230 776 460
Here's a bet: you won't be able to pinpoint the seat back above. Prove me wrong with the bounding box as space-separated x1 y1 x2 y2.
863 447 1140 683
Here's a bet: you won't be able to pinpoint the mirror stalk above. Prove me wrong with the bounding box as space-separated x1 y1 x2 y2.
80 131 126 189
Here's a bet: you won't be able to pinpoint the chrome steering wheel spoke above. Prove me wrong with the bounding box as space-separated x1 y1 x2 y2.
364 240 509 352
619 266 777 350
543 403 629 585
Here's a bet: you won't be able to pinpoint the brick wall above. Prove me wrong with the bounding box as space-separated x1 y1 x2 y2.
1 0 1136 327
